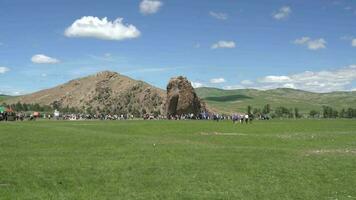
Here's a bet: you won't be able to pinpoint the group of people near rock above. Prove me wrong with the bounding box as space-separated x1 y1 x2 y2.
1 109 253 123
167 112 253 123
60 113 135 121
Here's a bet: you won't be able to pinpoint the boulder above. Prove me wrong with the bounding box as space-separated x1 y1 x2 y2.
166 76 205 117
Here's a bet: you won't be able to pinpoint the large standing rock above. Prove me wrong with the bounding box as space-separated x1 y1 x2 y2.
166 76 205 117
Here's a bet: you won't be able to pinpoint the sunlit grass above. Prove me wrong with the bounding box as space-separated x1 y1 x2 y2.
0 119 356 199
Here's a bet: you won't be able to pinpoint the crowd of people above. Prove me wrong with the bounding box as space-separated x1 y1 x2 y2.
167 112 253 123
1 109 255 124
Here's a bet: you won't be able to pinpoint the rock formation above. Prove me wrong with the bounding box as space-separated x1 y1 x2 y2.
166 76 205 117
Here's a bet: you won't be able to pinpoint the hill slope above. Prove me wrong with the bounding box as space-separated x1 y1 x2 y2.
0 95 11 102
196 87 356 114
5 71 165 115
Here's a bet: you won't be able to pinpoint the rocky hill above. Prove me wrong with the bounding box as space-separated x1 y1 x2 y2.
5 71 165 116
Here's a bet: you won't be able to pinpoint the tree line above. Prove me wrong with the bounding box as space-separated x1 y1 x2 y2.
247 104 356 119
1 102 80 114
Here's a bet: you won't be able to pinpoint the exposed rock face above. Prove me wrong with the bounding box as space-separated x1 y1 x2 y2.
166 76 205 117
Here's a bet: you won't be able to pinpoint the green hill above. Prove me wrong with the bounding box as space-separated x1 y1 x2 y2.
196 87 356 114
0 95 11 102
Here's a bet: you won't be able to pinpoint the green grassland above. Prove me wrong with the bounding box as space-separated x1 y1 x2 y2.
196 87 356 114
1 120 356 199
0 95 9 102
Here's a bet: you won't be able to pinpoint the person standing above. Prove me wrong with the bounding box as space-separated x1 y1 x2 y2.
245 114 249 124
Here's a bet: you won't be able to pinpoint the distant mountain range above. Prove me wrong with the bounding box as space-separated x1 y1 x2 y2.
1 72 356 114
195 87 356 114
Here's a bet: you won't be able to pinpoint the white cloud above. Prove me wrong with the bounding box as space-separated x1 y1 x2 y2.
64 16 140 41
31 54 60 64
0 66 10 74
223 85 244 90
191 81 204 88
340 35 353 40
209 11 228 20
210 78 226 84
294 37 327 50
211 41 236 49
273 6 292 20
282 83 296 89
0 86 27 96
294 37 310 45
241 80 254 85
140 0 163 15
352 39 356 47
251 65 356 92
259 75 292 83
340 36 356 47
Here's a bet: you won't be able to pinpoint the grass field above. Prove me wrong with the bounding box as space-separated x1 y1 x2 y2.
1 120 356 199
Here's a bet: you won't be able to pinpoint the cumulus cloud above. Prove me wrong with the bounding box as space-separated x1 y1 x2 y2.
191 81 205 88
251 65 356 92
294 37 327 50
223 85 244 90
210 78 226 84
64 16 140 41
211 41 236 49
209 11 228 20
352 39 356 47
0 66 10 74
273 6 291 20
31 54 60 64
340 36 356 47
140 0 163 15
259 75 292 83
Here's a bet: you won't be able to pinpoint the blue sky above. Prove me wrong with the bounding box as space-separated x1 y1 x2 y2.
0 0 356 95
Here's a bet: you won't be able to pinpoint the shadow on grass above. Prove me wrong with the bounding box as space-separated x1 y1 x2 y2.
204 94 252 102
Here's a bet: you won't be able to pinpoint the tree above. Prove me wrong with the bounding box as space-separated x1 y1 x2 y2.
332 110 339 118
14 102 23 111
340 109 347 118
309 110 319 118
347 108 355 118
247 105 252 115
262 104 271 115
22 103 28 111
252 108 261 119
294 107 301 118
322 106 333 118
274 106 291 118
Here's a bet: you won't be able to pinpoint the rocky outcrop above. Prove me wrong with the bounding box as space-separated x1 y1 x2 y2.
166 76 205 117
